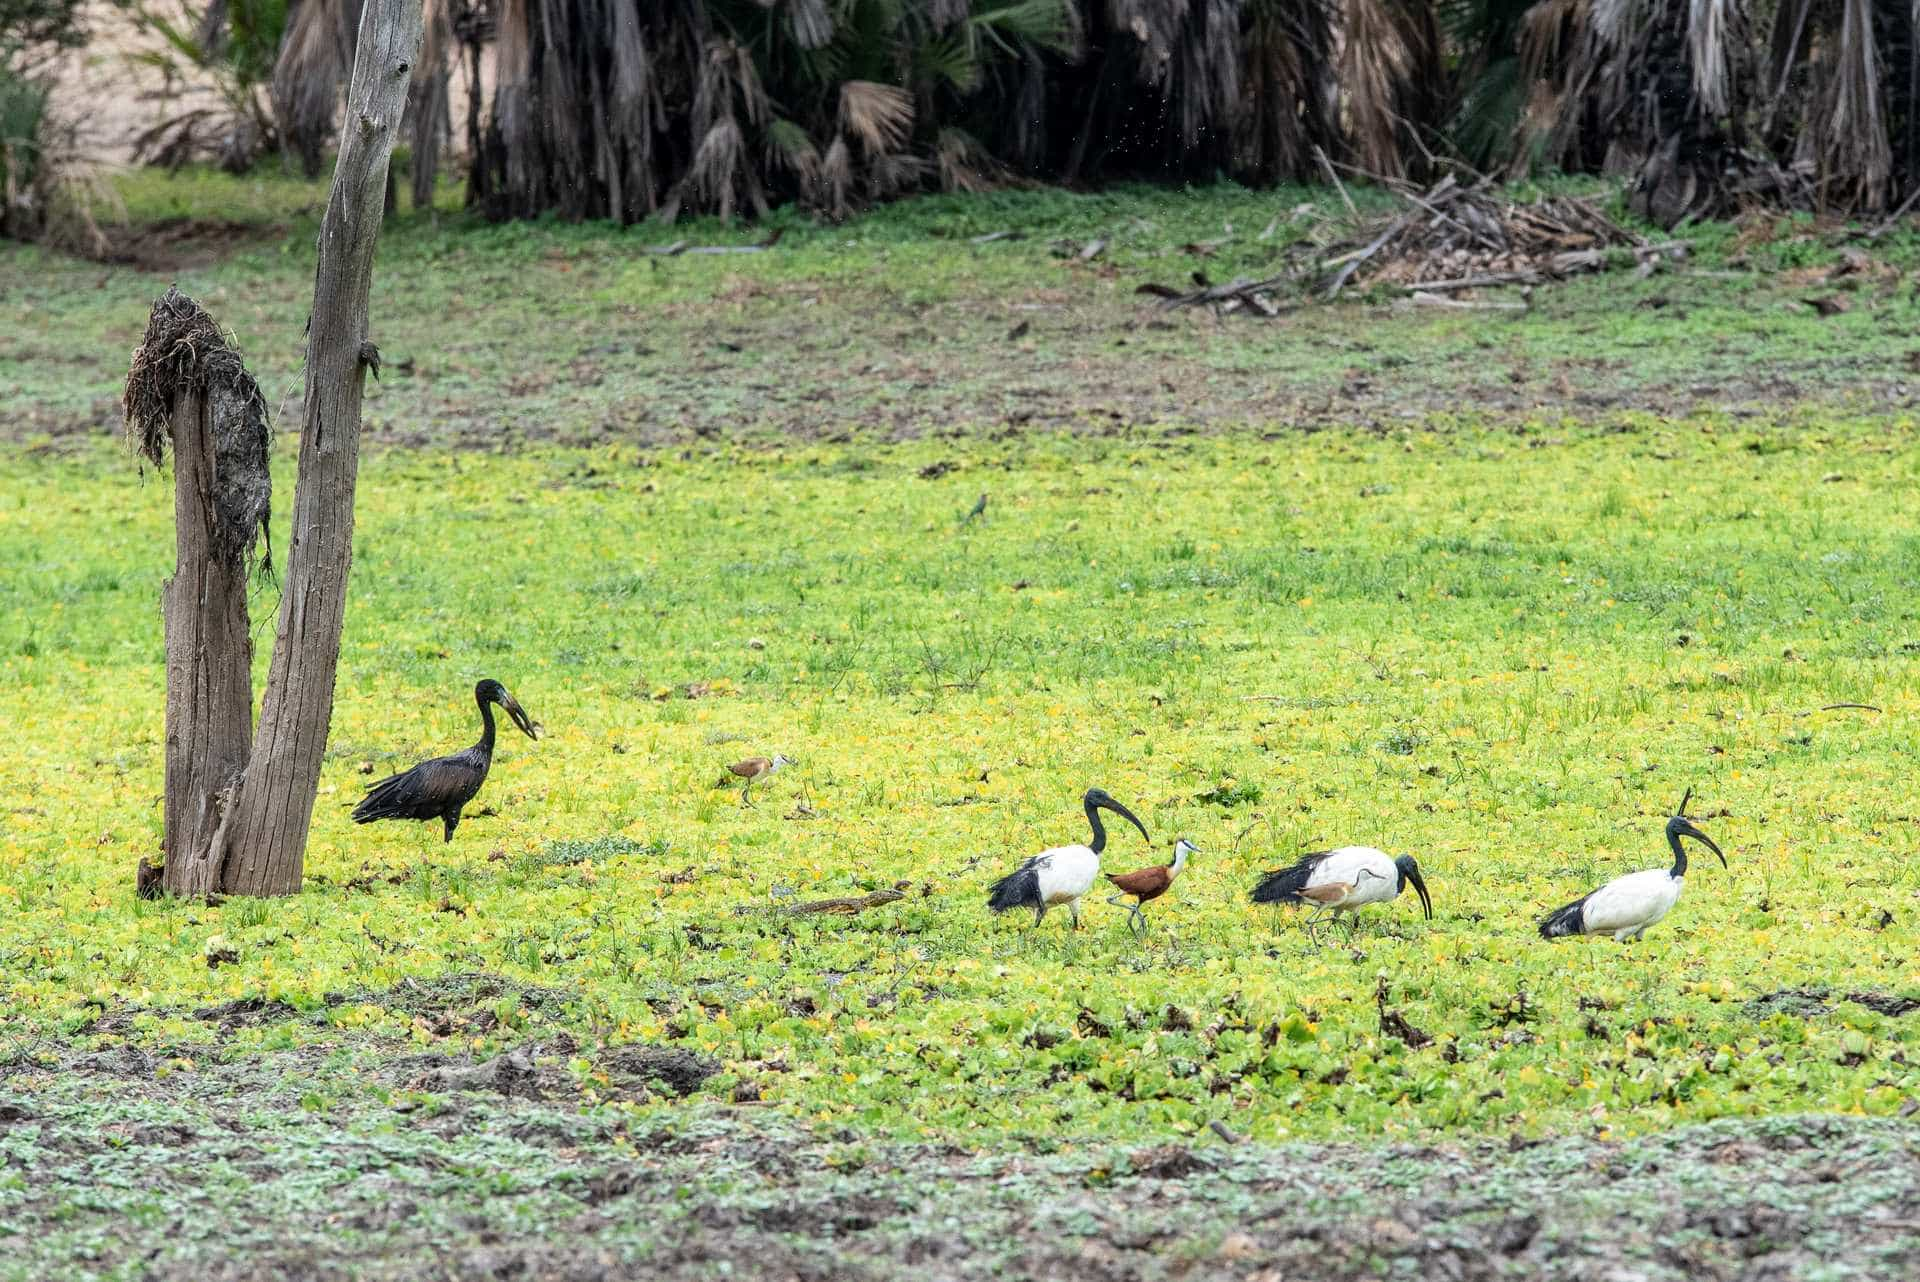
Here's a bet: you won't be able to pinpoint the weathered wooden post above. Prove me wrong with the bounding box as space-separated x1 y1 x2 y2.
124 291 272 899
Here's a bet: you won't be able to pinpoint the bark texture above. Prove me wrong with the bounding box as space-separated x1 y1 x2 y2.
159 383 257 897
123 288 271 900
218 0 423 897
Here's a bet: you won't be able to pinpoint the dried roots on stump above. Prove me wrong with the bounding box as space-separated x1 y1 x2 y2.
123 286 272 570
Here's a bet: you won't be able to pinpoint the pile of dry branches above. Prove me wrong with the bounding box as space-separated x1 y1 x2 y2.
1321 174 1684 297
1138 173 1689 317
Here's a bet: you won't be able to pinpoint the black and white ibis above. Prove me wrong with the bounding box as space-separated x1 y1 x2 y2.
1104 838 1197 934
719 753 795 805
353 679 540 842
1539 792 1725 942
1250 847 1433 939
987 788 1150 929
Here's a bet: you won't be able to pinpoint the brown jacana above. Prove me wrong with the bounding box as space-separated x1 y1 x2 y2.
1104 838 1197 934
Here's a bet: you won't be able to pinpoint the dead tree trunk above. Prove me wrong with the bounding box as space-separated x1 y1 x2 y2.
217 0 424 897
160 384 258 896
124 290 273 900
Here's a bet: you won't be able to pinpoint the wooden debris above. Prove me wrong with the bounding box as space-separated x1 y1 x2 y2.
1133 274 1297 317
646 229 783 256
1315 173 1680 298
1410 292 1528 312
969 230 1022 245
736 886 908 917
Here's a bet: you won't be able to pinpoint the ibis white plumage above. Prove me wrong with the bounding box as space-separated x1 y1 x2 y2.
1249 846 1433 941
1540 796 1724 942
987 788 1150 930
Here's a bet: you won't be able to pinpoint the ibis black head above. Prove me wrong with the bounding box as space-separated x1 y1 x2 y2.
1082 788 1150 847
476 679 541 740
1394 854 1433 918
1667 787 1725 868
1665 816 1725 868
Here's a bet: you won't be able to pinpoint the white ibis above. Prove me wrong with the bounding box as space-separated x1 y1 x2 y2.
1539 793 1725 942
987 788 1150 930
353 679 540 842
719 753 794 805
1250 847 1433 939
1104 838 1197 934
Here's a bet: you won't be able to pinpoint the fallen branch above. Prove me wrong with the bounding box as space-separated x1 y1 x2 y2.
1314 145 1358 220
1845 186 1920 244
1411 291 1528 311
970 230 1022 245
737 887 908 917
1135 274 1298 316
647 229 784 256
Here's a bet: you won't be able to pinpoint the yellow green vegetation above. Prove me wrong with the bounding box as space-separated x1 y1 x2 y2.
2 421 1917 1145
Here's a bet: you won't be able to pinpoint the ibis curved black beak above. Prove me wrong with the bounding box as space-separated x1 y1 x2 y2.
1675 819 1725 868
500 691 541 740
1405 864 1433 918
1096 794 1151 845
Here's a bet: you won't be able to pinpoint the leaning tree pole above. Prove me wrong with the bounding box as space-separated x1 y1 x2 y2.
126 0 424 899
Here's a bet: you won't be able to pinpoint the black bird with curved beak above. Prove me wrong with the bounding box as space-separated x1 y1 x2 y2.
353 679 540 843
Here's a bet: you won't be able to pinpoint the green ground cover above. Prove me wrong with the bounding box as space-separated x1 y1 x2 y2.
3 170 1919 1280
2 421 1916 1144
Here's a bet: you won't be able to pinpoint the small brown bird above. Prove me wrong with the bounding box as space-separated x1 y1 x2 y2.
1293 868 1389 945
718 753 795 805
1104 838 1197 934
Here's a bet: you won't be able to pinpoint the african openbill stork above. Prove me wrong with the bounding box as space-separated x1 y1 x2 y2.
352 679 540 842
1539 791 1725 942
1250 847 1433 940
987 788 1150 930
1105 838 1198 934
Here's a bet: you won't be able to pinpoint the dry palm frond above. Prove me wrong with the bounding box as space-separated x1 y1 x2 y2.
786 0 834 49
821 132 853 219
766 116 823 204
1338 0 1441 179
1686 0 1738 117
1239 0 1337 182
867 147 929 198
936 125 1007 191
929 0 970 31
271 0 363 177
839 79 914 153
1806 0 1889 210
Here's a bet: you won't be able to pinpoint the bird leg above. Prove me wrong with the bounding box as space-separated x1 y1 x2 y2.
1105 893 1148 936
1068 900 1082 931
1302 905 1327 948
740 779 754 807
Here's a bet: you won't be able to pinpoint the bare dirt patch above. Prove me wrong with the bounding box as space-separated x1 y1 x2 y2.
4 1041 1916 1282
